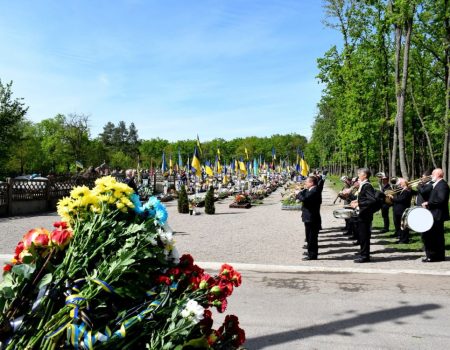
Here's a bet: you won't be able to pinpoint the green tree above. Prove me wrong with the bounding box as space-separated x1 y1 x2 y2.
0 80 29 174
177 185 189 213
204 186 215 215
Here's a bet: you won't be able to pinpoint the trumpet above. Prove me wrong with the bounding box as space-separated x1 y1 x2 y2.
384 175 432 204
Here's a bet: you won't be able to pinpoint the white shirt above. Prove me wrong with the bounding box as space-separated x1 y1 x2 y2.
433 178 442 189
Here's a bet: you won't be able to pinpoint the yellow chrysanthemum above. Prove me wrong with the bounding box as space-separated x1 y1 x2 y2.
70 186 91 199
80 193 99 208
116 202 125 211
120 197 134 208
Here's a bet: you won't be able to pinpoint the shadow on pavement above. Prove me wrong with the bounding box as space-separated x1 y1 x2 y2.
244 303 441 349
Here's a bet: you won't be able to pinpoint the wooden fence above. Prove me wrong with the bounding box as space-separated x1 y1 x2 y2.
0 174 177 217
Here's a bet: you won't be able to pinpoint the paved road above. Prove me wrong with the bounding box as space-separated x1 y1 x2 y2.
218 270 450 349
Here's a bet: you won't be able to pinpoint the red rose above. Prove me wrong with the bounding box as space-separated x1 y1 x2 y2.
50 228 73 248
22 228 50 249
53 221 68 229
14 241 24 257
3 264 12 273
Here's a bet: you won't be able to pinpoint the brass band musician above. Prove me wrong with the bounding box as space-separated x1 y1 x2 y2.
386 178 412 244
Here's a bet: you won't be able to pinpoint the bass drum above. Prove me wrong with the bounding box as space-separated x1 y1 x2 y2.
401 206 433 233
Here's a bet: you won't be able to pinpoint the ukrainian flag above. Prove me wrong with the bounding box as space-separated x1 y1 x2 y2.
300 156 309 177
205 160 214 177
196 135 203 156
191 147 202 176
161 152 167 172
239 158 247 175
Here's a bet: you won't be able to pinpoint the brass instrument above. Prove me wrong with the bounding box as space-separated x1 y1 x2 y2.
384 176 432 204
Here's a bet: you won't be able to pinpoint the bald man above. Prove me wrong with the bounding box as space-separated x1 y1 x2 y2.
421 168 449 262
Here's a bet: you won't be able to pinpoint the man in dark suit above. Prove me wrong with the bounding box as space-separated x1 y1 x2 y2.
415 171 433 206
388 178 412 243
350 168 376 263
421 168 449 262
297 176 321 260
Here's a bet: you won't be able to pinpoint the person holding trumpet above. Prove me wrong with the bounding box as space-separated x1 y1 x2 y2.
386 178 412 244
350 168 377 263
296 175 322 261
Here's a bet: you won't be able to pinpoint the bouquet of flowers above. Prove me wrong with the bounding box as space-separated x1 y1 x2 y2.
234 194 250 205
0 176 244 349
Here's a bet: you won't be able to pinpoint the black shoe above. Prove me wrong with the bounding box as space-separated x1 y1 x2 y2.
302 256 317 261
354 257 370 263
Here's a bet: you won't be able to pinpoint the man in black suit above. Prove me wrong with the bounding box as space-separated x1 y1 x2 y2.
415 171 433 206
388 178 412 244
297 176 321 260
350 168 376 263
421 168 449 262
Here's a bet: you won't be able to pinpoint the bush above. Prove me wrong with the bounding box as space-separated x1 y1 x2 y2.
205 186 215 214
177 185 189 213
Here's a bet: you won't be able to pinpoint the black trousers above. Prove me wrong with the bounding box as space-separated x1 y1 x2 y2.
393 212 409 243
358 218 372 258
381 204 390 230
422 220 446 261
304 221 320 258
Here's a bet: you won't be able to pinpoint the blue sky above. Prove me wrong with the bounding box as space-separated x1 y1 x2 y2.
0 0 340 141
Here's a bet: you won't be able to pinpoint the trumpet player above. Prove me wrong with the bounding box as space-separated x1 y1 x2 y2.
414 171 433 206
387 178 412 244
350 168 377 263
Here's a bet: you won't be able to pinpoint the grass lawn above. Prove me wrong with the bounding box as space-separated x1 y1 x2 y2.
327 175 450 255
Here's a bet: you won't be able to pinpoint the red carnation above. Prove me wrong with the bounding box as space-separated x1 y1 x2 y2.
156 275 171 285
3 264 12 273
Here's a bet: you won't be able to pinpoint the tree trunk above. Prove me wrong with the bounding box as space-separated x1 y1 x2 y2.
409 88 437 168
444 0 450 180
397 14 414 179
391 23 402 178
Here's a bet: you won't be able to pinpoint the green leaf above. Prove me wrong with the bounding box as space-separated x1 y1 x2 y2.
37 273 53 289
12 264 36 280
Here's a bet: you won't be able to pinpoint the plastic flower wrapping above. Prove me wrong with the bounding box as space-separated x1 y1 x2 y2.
0 176 244 349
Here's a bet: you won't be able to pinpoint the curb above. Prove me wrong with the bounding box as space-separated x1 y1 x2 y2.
197 261 450 277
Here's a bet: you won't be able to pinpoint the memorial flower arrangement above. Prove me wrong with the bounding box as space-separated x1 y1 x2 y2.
234 194 251 205
0 176 244 349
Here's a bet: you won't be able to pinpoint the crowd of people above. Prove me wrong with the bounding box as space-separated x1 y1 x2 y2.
297 167 449 263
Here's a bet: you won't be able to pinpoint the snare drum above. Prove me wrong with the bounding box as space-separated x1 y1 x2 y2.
333 208 356 219
400 206 433 232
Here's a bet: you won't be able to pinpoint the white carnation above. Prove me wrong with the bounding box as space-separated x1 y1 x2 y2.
181 300 204 323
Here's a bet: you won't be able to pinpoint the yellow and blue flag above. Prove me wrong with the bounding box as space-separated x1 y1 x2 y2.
191 147 202 176
205 160 214 177
196 135 203 156
161 152 167 172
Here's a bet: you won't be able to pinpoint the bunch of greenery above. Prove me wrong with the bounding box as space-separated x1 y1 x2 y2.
177 185 189 214
204 186 215 215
